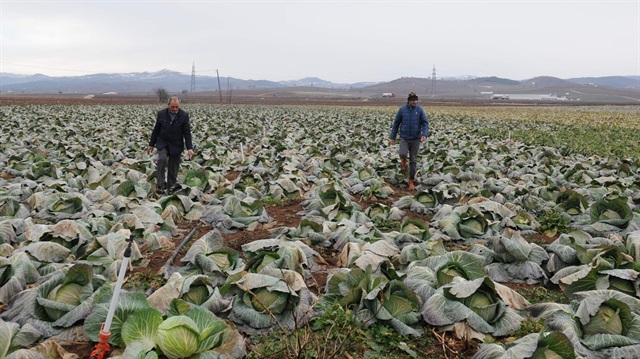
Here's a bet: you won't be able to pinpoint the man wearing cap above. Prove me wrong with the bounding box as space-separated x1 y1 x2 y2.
389 92 429 190
147 96 194 195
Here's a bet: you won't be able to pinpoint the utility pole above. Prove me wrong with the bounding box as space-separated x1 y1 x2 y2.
431 65 436 97
216 69 223 103
190 62 196 93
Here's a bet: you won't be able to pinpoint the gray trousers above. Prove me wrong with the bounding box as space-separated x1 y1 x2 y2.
157 148 181 189
399 139 421 180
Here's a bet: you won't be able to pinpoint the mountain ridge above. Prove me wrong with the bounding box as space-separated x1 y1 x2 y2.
1 70 638 103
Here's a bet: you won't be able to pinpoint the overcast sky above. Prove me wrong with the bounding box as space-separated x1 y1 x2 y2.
1 0 639 83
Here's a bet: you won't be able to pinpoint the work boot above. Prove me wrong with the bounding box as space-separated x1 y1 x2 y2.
167 184 181 195
401 158 407 171
408 180 415 190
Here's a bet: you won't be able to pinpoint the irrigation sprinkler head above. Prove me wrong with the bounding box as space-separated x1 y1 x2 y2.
89 324 112 359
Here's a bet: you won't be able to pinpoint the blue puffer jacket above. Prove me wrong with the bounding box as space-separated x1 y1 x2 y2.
389 104 429 141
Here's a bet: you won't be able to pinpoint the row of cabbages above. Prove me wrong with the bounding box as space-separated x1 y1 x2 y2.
1 104 640 359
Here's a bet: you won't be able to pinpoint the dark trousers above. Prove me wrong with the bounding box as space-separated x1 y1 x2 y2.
157 148 181 189
399 139 421 180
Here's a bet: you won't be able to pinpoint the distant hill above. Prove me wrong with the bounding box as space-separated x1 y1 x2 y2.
0 70 638 103
567 76 640 90
279 77 378 89
360 75 639 103
520 76 575 88
365 77 446 96
470 76 520 85
0 70 285 94
0 71 374 94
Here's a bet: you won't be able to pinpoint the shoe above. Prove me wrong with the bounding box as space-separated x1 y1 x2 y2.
167 184 181 194
155 187 165 194
408 180 415 190
401 158 407 171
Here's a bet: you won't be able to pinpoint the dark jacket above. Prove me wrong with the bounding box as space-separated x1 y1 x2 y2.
149 108 193 156
389 104 429 141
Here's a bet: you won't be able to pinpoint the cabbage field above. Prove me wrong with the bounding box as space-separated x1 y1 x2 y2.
1 103 640 359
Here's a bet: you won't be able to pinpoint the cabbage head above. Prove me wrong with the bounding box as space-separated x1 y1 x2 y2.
529 290 640 358
589 198 632 228
155 316 200 359
555 190 588 216
464 289 500 323
34 264 94 322
229 269 316 330
184 170 210 190
323 267 422 335
406 250 486 301
422 277 525 340
120 302 230 359
550 245 640 298
473 331 576 359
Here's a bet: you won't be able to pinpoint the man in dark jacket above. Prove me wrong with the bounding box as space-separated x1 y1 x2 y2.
389 92 429 190
147 96 194 194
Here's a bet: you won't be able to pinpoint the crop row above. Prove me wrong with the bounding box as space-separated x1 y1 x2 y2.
0 104 639 359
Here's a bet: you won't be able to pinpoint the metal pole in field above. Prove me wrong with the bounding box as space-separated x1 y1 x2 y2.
431 65 436 98
216 69 223 103
90 235 134 359
190 62 196 93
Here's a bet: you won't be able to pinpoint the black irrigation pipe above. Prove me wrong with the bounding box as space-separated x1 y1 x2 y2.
163 226 198 279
